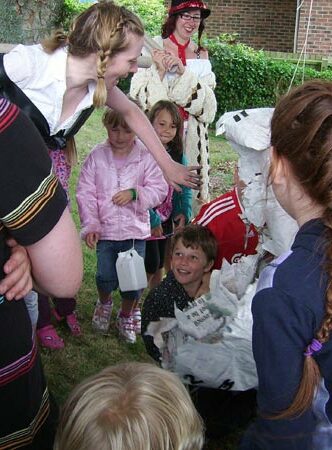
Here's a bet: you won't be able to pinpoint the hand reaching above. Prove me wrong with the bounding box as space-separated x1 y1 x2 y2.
163 159 202 192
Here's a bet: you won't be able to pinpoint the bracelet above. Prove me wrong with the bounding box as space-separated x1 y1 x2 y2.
130 188 137 200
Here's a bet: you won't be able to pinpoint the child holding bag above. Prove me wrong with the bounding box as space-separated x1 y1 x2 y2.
76 108 167 344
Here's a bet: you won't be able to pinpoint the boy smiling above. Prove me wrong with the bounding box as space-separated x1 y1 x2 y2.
141 224 217 361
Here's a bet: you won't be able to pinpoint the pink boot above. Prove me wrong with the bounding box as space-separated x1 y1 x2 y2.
52 308 81 336
37 325 64 350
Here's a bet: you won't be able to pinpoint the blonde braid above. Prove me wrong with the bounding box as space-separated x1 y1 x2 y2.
94 18 125 107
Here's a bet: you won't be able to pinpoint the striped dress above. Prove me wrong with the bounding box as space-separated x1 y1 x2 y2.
0 98 67 449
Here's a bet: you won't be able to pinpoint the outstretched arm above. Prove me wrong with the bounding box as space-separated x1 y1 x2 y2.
106 86 201 191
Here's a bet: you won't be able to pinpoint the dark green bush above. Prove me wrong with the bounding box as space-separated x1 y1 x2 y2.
207 36 332 118
56 0 165 35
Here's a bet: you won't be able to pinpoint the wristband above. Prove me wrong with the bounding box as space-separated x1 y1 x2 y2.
130 188 137 200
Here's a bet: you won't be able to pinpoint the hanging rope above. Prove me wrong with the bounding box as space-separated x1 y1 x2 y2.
288 0 314 92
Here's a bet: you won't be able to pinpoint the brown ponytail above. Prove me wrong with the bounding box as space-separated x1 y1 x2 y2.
270 80 332 419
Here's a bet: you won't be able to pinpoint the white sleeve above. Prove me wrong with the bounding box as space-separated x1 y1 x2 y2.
3 44 34 87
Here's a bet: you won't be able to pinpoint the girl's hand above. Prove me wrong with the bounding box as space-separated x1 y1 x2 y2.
173 214 186 231
195 272 211 298
112 190 134 206
0 238 32 300
164 160 202 191
85 232 100 250
151 225 163 238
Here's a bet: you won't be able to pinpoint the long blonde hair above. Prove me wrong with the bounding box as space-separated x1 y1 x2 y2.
43 1 144 108
54 362 204 450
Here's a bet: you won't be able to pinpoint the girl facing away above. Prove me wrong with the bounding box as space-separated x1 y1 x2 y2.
240 80 332 450
3 1 200 349
76 108 168 344
145 100 192 290
53 362 204 450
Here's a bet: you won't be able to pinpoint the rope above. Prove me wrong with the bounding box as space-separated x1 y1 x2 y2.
288 0 314 92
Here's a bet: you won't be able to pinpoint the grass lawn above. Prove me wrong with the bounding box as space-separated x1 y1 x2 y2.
41 109 241 450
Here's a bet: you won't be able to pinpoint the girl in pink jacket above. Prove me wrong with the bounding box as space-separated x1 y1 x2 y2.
76 108 168 344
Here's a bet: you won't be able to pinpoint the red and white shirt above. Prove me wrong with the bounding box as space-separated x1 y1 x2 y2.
193 188 259 269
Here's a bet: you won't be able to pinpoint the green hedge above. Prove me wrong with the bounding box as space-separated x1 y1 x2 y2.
57 0 165 35
207 36 332 117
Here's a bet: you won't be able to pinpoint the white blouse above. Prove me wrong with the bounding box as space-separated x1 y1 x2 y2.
4 44 95 135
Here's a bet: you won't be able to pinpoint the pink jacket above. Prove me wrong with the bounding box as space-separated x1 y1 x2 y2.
76 139 168 241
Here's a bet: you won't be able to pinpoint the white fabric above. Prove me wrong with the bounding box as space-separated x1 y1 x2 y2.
147 269 259 391
215 107 298 256
4 44 95 135
131 36 217 211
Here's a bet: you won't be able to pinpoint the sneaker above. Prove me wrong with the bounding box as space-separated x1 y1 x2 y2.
37 325 64 350
92 299 113 334
66 312 82 336
132 308 141 335
117 314 136 344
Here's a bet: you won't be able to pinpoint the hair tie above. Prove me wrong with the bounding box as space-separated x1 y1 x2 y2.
304 338 322 357
97 75 104 79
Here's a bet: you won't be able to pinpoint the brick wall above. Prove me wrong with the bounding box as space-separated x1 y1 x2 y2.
297 0 332 54
165 0 297 52
204 0 297 51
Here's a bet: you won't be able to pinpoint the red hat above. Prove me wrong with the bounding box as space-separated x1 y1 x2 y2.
169 0 211 19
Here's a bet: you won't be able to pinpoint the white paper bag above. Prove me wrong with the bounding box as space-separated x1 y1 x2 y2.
116 248 147 291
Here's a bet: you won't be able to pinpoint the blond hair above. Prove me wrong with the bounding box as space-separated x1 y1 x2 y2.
43 1 144 108
54 362 204 450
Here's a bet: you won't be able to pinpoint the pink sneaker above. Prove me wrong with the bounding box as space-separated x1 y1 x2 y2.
37 325 64 350
117 314 136 344
66 312 81 336
132 308 141 335
92 299 113 334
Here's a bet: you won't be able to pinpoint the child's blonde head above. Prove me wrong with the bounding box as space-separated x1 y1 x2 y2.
102 107 130 131
54 362 204 450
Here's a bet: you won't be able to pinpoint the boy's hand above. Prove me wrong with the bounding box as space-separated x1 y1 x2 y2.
112 190 134 206
195 272 211 298
85 232 100 249
0 238 32 300
151 225 163 238
173 214 185 231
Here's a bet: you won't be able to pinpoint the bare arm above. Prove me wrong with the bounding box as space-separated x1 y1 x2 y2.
26 208 83 298
106 86 201 191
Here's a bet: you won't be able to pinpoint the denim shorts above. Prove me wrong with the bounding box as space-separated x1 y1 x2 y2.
96 239 146 300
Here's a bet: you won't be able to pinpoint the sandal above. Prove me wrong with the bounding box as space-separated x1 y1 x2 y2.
66 312 82 336
37 325 64 350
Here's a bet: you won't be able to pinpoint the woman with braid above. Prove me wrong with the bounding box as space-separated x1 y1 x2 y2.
240 81 332 450
2 1 200 349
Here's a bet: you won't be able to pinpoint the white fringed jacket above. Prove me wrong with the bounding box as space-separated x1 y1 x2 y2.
130 36 217 211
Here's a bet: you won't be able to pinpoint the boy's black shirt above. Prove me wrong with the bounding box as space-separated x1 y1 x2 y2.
141 270 194 362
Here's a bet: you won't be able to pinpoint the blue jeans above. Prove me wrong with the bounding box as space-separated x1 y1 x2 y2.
96 239 146 300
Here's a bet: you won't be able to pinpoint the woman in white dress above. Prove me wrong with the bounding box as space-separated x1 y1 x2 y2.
130 0 217 212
